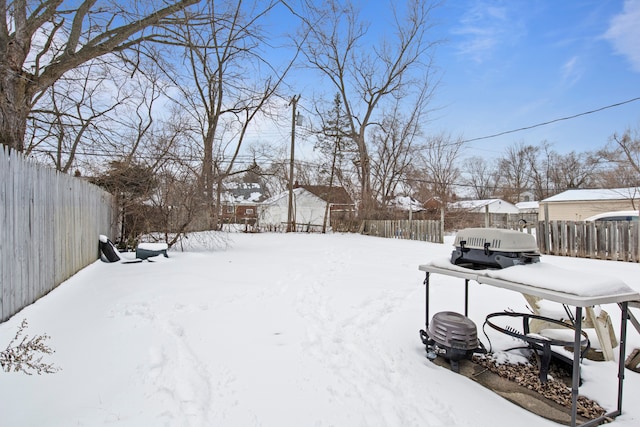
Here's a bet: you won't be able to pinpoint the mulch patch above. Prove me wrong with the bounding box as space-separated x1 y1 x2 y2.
430 352 608 425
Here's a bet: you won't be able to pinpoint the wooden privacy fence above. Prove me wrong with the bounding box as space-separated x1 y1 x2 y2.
537 220 640 262
1 148 117 322
361 220 443 244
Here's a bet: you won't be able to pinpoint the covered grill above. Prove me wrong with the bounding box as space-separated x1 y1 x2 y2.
450 228 540 269
420 228 538 372
420 311 485 372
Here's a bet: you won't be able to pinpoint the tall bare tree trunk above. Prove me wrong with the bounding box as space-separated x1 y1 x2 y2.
301 0 440 220
0 75 30 151
0 18 32 152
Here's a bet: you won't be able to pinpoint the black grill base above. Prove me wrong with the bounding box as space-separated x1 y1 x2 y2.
451 248 540 269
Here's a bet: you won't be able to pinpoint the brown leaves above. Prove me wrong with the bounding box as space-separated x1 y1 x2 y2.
473 354 606 420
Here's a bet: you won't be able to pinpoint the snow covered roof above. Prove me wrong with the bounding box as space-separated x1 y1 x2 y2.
390 196 424 212
221 182 266 204
261 187 304 205
515 201 539 212
542 187 640 203
449 199 520 214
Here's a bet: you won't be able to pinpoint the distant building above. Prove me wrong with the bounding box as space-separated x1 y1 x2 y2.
539 187 640 221
519 191 535 202
449 199 520 214
388 195 424 214
259 185 355 230
220 182 266 225
515 201 539 213
448 198 520 229
515 201 539 225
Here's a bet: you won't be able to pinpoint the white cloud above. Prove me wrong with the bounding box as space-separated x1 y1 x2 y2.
561 56 582 86
603 0 640 72
451 1 525 64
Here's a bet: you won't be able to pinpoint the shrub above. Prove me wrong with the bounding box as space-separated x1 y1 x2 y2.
1 319 59 375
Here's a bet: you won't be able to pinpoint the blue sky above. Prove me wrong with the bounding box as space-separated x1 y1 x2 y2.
273 0 640 161
424 0 640 157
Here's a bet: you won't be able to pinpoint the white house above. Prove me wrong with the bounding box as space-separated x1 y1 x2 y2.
259 185 355 230
449 199 520 214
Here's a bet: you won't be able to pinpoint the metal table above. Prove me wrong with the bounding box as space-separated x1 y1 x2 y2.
419 260 640 427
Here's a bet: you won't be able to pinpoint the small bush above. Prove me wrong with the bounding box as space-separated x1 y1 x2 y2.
1 319 59 375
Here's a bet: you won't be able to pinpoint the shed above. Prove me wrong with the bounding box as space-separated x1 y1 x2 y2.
258 185 354 230
539 187 640 221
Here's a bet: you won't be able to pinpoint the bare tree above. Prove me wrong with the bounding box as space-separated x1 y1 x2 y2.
301 0 440 217
547 150 601 193
598 161 640 189
250 142 289 197
463 156 500 199
370 108 423 209
150 161 203 246
497 142 536 203
165 0 298 228
415 132 463 207
610 127 640 174
524 141 552 201
24 59 134 172
0 0 199 152
597 127 640 188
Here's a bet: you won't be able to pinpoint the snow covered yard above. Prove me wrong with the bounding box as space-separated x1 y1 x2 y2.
1 232 639 426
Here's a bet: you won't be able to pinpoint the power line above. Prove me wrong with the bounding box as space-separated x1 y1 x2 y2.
461 96 640 144
28 97 640 170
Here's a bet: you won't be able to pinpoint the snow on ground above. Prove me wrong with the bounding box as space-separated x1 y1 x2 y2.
1 232 639 427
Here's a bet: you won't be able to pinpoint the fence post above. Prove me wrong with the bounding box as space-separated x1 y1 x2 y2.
543 204 550 254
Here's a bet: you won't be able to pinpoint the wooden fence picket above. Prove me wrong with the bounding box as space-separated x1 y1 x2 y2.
360 219 443 244
537 220 639 263
1 147 117 322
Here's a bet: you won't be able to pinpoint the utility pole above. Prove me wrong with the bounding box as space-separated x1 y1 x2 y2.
287 95 300 232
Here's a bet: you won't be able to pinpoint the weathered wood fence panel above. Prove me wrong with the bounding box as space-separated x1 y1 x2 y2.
1 147 117 322
361 220 443 244
537 220 639 262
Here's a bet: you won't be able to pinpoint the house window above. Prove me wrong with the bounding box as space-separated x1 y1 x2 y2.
226 205 234 214
246 208 254 215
